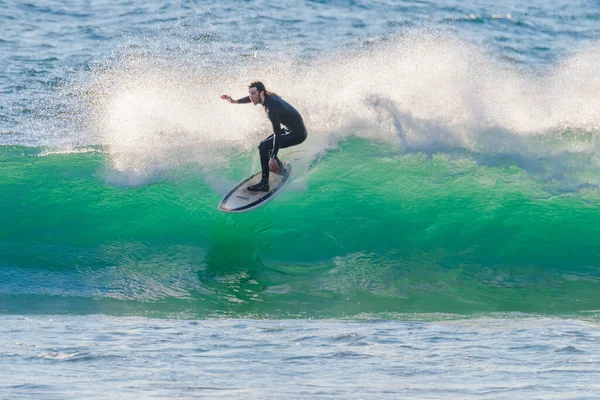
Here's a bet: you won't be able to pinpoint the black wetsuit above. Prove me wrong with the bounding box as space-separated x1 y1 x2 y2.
237 95 307 183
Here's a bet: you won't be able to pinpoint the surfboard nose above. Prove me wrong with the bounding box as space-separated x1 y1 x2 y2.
218 164 292 213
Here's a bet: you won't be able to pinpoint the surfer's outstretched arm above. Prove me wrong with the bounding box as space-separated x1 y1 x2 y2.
220 95 251 104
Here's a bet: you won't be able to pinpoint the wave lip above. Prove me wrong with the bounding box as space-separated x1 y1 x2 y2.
2 138 600 318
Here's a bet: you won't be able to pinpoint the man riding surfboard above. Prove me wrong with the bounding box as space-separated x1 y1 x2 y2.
221 81 307 191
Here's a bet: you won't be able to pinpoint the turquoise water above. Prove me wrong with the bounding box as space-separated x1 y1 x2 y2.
2 0 600 397
2 140 600 318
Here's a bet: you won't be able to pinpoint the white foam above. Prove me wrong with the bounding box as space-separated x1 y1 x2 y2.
85 32 600 186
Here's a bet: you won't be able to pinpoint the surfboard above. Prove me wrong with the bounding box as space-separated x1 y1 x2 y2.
218 163 292 213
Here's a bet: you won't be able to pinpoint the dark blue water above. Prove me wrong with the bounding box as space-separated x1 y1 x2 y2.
3 0 600 145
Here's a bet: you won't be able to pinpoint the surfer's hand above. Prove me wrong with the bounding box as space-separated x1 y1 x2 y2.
220 94 235 103
269 158 280 174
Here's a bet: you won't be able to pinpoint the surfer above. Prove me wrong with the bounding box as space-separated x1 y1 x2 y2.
221 81 307 191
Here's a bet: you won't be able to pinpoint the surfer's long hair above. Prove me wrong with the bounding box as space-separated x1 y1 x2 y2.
249 81 279 98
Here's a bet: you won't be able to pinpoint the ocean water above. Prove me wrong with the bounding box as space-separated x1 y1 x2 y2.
2 315 600 399
2 0 600 398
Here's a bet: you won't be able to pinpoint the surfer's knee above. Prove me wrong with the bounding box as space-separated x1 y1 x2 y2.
258 140 270 151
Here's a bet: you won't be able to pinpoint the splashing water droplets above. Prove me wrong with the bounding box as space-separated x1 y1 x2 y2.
78 31 600 186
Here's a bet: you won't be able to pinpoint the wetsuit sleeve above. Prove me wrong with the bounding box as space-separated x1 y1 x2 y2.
268 108 282 158
236 96 251 104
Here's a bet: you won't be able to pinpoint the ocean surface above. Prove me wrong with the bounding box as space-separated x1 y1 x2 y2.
2 0 600 398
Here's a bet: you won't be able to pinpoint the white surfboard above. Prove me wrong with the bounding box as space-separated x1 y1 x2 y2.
218 164 292 213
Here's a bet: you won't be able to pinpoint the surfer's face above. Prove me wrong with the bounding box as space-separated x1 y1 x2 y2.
249 87 262 105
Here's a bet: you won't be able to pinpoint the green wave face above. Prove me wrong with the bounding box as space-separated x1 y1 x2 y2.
2 141 600 318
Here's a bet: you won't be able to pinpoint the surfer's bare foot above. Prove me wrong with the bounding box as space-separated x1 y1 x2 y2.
269 158 280 174
269 158 287 175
